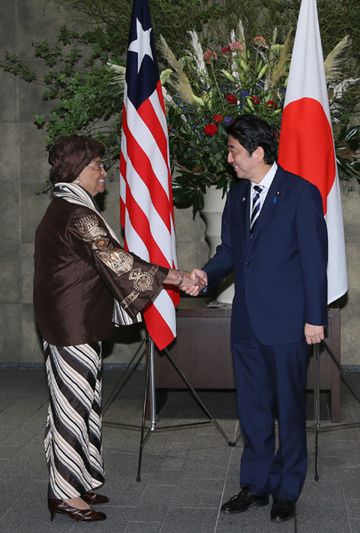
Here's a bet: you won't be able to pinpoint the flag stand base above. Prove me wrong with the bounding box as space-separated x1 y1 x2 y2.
308 340 360 481
103 335 237 482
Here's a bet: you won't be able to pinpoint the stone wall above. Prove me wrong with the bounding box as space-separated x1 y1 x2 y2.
0 0 358 365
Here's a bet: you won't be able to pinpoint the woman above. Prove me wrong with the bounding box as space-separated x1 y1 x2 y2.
34 135 200 523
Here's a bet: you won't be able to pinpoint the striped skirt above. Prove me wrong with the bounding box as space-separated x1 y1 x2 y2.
43 341 105 499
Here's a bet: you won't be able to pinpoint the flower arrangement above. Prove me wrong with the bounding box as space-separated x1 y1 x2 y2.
160 21 292 214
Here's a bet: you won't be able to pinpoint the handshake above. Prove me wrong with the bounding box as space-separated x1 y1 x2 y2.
165 268 208 296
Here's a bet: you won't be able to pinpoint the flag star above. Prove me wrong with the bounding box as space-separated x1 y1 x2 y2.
128 18 153 73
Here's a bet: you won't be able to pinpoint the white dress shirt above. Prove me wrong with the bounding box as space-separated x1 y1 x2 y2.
250 162 278 221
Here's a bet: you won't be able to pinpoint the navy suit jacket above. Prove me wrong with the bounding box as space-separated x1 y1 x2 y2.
203 166 328 346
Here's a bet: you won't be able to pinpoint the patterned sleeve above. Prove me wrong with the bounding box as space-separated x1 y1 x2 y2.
67 210 168 318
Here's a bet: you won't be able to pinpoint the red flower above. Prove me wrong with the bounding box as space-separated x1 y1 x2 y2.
253 35 267 47
221 45 231 54
266 100 278 109
251 95 261 105
213 114 224 123
229 41 245 52
225 94 237 105
203 49 217 64
203 123 218 137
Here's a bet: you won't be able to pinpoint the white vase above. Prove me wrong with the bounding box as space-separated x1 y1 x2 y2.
201 186 234 305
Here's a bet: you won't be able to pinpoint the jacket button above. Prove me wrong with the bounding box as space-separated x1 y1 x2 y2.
244 261 250 267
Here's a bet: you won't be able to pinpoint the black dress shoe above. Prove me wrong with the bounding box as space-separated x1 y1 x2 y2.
221 487 269 514
82 491 110 505
270 499 296 522
48 498 106 522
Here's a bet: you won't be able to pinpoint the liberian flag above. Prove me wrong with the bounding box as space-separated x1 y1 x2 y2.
278 0 348 304
120 0 179 350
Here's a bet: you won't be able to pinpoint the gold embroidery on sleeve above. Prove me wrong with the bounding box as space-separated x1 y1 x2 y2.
120 266 159 309
73 214 160 310
129 268 154 292
74 214 134 275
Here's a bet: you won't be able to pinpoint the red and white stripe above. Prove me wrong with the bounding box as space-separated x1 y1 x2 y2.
278 0 348 304
120 81 179 350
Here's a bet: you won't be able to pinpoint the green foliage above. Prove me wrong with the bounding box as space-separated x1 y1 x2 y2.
335 125 360 182
1 23 123 181
318 0 360 69
0 52 37 82
65 0 298 57
63 0 360 63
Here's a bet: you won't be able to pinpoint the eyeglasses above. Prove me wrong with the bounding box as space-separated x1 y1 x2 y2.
88 161 106 170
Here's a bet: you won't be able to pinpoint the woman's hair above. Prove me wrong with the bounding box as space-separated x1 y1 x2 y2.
48 134 105 184
226 114 278 164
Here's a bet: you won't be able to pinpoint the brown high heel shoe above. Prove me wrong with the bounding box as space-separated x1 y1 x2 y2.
82 491 110 505
48 498 106 522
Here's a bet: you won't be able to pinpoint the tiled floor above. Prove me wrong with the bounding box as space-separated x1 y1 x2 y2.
1 365 360 532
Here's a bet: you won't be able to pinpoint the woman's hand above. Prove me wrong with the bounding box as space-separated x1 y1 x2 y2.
163 269 207 296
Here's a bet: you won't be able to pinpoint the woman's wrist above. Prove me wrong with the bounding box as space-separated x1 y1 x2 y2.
163 268 186 287
177 269 184 287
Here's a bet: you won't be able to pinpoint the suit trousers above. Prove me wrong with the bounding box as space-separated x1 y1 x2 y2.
232 297 309 502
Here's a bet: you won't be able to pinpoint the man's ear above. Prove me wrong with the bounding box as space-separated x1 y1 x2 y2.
252 146 265 163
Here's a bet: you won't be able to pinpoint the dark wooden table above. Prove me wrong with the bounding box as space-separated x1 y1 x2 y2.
155 300 341 422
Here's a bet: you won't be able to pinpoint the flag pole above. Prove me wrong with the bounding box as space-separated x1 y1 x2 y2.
103 332 236 482
118 0 235 482
134 335 236 481
148 338 158 430
313 344 321 482
308 337 360 481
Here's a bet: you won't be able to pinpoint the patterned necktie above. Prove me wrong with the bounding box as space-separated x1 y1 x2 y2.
250 185 263 233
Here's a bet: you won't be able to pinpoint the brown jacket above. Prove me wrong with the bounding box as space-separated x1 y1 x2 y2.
34 198 168 345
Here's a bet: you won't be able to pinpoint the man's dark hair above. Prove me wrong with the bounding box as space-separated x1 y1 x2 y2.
226 114 278 164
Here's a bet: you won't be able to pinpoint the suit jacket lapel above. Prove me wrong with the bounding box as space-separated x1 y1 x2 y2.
243 181 251 245
233 180 251 246
250 169 285 237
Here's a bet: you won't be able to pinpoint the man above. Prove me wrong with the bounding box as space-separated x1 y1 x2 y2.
192 114 328 522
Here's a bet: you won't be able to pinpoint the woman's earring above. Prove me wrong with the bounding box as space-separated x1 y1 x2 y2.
74 178 81 185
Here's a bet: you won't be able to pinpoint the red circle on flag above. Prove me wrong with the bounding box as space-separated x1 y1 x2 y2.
278 97 336 214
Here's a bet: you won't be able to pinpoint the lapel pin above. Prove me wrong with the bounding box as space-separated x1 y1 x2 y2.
272 192 281 204
242 196 246 202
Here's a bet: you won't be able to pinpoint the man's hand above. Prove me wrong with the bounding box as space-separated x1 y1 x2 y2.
180 270 207 296
304 323 325 345
190 269 208 288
